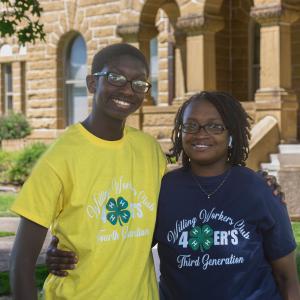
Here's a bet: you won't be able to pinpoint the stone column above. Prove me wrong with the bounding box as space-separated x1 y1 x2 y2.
251 4 300 142
177 14 224 98
173 30 186 104
157 21 169 106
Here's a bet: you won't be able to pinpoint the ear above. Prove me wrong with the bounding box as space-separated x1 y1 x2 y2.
86 75 97 94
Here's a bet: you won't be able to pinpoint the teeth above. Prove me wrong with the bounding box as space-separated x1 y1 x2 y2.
194 144 209 148
112 98 130 107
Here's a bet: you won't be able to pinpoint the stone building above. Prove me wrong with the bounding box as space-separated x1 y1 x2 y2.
0 0 300 217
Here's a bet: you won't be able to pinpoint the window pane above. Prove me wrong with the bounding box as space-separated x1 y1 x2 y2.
65 35 88 125
5 64 13 92
150 37 158 103
7 95 13 111
0 44 12 57
68 36 87 80
2 64 13 113
68 85 88 124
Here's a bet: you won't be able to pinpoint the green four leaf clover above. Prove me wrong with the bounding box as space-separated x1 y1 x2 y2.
106 197 131 226
188 225 214 252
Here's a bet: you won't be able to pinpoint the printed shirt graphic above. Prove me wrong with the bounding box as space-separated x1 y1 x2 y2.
11 124 166 300
155 167 296 300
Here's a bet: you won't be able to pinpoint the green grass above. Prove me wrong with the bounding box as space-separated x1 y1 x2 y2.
0 231 15 237
292 222 300 279
0 192 17 217
0 265 48 296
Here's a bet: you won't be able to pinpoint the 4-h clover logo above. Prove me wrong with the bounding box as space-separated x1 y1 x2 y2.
106 197 131 226
188 225 214 252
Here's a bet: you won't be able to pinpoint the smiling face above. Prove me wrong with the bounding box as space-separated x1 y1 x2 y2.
182 99 230 175
87 55 148 122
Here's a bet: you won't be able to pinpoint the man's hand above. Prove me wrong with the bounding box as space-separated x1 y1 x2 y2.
46 236 78 277
258 170 286 204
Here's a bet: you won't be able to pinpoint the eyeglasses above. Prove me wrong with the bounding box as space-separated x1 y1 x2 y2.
93 71 151 93
182 122 227 135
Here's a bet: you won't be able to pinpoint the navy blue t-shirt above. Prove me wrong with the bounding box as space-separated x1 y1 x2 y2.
155 166 296 300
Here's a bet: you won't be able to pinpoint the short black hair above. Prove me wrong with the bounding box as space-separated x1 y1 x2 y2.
91 43 149 75
169 91 252 168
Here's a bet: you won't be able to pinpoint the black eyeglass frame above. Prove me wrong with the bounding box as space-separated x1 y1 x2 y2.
93 71 152 93
181 122 227 135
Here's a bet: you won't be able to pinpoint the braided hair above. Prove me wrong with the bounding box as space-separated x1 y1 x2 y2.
169 91 252 168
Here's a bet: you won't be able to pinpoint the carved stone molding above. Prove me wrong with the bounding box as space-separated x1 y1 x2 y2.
177 14 224 35
116 23 139 41
116 23 158 41
251 4 300 25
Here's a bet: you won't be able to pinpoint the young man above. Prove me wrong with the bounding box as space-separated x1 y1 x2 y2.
10 43 166 300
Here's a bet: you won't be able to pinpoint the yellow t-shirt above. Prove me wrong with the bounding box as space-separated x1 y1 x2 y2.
11 123 167 300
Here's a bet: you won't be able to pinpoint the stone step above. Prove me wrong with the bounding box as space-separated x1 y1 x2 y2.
279 144 300 154
269 153 280 165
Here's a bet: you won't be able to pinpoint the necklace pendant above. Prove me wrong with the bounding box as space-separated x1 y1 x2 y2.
207 195 210 199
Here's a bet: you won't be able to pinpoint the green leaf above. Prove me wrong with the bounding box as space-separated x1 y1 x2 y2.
120 210 130 224
188 238 200 251
189 226 202 238
202 237 214 250
117 197 128 209
202 225 213 237
107 212 118 225
106 198 117 211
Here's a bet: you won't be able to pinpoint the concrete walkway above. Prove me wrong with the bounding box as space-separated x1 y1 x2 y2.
0 217 51 272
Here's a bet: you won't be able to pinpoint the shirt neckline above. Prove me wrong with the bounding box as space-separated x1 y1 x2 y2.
75 123 126 147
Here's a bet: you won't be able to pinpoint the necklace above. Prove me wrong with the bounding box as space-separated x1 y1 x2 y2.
191 169 231 199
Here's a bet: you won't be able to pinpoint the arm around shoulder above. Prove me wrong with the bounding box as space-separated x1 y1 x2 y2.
10 217 48 300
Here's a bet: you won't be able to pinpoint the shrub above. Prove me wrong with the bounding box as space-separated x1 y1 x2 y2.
0 151 15 183
0 113 31 141
9 143 47 185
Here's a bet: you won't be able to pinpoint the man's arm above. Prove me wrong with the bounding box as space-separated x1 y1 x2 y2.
10 217 48 300
271 251 300 300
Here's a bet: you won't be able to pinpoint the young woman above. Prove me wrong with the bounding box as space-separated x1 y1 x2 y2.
155 91 299 300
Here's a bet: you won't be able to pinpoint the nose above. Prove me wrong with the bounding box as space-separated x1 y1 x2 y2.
195 126 209 136
120 81 135 96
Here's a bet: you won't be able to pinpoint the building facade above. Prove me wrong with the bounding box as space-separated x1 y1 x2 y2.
0 0 299 142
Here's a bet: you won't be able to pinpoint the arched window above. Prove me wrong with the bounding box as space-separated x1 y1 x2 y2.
0 44 13 57
65 35 88 125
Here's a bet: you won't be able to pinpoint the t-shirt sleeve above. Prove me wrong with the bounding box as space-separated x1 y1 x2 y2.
10 158 63 229
259 187 296 261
